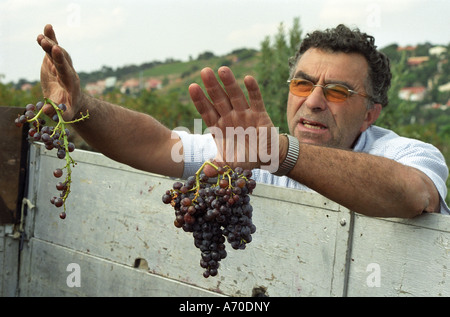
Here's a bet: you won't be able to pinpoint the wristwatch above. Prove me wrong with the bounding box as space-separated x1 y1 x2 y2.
273 134 299 177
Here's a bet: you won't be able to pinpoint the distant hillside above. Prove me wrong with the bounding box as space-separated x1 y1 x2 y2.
79 48 260 104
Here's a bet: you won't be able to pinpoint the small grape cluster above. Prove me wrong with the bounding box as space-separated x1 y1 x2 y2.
14 98 89 219
162 161 256 278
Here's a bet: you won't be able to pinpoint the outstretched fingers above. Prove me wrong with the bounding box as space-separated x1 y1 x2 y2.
199 67 251 116
190 67 270 128
189 83 220 128
244 75 266 113
37 24 81 120
37 25 58 55
217 67 249 112
199 67 233 117
51 45 75 81
37 26 74 76
189 67 275 172
44 24 58 44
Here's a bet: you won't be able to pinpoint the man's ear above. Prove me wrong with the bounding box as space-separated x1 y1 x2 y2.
360 103 382 132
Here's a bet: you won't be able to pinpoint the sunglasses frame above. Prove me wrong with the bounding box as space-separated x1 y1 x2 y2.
287 78 374 103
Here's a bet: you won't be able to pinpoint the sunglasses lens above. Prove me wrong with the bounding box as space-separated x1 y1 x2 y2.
289 80 353 102
324 84 350 102
290 80 313 97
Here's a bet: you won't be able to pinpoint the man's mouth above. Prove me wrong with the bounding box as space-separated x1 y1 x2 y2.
300 119 327 130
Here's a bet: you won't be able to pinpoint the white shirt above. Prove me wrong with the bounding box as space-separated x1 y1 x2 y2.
174 125 449 215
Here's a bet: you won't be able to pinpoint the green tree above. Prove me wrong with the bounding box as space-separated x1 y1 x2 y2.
289 17 303 54
377 52 417 129
256 17 303 133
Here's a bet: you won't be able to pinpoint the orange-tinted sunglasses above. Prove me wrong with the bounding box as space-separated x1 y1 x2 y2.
288 78 374 103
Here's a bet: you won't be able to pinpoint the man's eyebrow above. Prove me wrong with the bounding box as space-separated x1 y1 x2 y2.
325 79 357 91
293 70 317 82
293 70 357 91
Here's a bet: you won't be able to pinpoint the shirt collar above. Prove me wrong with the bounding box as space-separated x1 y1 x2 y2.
352 126 370 152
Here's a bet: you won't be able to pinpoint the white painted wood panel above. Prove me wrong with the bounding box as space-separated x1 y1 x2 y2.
346 214 450 296
19 144 350 296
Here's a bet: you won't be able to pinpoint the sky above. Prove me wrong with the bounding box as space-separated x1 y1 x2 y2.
0 0 449 83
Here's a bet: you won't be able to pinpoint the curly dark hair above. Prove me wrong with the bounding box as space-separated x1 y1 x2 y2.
289 24 391 107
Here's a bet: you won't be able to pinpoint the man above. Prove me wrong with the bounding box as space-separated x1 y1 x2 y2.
37 24 449 218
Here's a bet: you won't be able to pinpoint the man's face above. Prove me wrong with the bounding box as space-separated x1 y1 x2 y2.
287 48 381 149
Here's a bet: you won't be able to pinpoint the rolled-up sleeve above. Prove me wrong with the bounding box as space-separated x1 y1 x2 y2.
172 130 217 179
393 142 449 215
355 126 449 215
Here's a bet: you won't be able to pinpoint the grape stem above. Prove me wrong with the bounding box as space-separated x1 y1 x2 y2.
193 161 242 202
192 160 219 201
41 98 89 212
170 161 249 206
28 107 45 124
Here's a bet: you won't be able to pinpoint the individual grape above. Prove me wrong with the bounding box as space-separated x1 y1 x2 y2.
14 117 22 127
180 186 189 194
53 168 63 178
162 163 256 278
33 132 41 141
58 103 67 112
235 178 246 188
184 213 195 225
54 197 64 207
56 181 67 191
57 149 66 159
162 194 172 204
187 205 196 215
219 179 229 188
28 128 37 137
41 133 51 143
25 103 36 112
53 138 62 148
25 110 35 119
41 126 51 134
68 141 76 152
181 197 191 207
247 179 256 191
19 115 27 124
36 101 44 111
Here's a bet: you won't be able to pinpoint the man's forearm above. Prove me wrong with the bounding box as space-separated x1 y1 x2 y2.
285 143 440 218
73 93 184 177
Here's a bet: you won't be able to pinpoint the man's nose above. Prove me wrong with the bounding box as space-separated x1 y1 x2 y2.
304 86 328 111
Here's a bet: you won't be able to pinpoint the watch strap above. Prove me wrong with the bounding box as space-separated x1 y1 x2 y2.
273 134 299 177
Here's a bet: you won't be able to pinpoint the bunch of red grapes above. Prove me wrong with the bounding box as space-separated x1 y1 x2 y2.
14 98 89 219
163 162 257 278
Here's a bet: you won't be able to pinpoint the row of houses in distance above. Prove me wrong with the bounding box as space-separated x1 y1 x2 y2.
84 76 163 96
32 44 447 110
399 83 450 110
397 45 449 110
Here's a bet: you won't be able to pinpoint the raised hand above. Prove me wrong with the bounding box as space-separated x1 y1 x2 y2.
189 67 280 175
36 24 82 121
